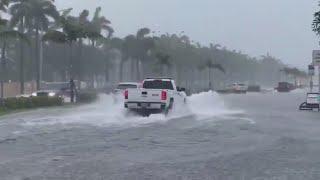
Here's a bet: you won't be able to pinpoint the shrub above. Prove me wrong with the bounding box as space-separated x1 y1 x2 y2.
31 96 63 107
1 96 63 111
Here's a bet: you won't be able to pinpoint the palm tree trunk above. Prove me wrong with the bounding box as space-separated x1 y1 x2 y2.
39 34 44 84
62 44 67 81
130 59 135 81
19 19 25 94
119 58 124 82
161 65 165 76
77 39 83 81
89 40 96 88
136 59 140 81
35 22 40 90
105 62 109 83
1 41 7 101
208 68 212 90
69 42 73 79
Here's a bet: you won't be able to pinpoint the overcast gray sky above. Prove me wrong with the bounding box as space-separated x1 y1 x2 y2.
56 0 319 68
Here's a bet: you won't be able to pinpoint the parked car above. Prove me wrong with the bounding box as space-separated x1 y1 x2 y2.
124 78 187 116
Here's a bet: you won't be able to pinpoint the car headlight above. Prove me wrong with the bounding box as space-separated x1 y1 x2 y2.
49 92 56 97
31 92 37 97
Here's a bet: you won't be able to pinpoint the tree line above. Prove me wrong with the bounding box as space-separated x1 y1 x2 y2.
0 0 306 95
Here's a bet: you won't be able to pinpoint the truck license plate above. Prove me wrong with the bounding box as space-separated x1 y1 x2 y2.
141 103 148 107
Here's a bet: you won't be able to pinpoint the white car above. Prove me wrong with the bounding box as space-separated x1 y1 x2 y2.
124 78 187 116
231 83 248 93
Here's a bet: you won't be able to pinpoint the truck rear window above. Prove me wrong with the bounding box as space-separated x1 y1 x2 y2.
143 80 174 90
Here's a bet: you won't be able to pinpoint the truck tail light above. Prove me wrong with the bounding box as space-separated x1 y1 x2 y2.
124 90 128 99
161 90 167 100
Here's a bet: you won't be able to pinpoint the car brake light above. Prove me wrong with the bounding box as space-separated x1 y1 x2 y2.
124 90 128 99
161 90 167 100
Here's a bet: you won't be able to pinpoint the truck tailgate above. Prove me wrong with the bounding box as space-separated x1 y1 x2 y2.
127 89 163 102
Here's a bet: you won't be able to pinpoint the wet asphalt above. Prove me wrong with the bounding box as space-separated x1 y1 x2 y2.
1 91 320 180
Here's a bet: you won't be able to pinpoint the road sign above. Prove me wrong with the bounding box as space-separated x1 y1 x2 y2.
313 50 320 66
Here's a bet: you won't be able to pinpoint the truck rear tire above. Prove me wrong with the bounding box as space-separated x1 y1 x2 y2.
164 99 174 116
169 98 174 110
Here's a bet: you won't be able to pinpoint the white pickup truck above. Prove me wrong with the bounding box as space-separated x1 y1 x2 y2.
124 78 187 116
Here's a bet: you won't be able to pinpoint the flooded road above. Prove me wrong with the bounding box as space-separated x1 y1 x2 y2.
1 91 320 180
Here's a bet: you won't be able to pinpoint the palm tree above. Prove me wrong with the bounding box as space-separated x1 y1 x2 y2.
74 9 90 83
204 59 225 90
0 20 29 99
107 37 125 81
313 2 320 35
42 15 85 79
155 52 171 76
0 0 9 23
90 7 113 40
0 0 9 10
84 8 108 87
123 34 137 80
135 28 154 80
10 0 59 90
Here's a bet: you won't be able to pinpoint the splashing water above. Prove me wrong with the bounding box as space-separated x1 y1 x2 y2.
23 91 245 127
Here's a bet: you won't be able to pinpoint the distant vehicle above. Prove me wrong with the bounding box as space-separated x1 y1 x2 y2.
112 82 140 103
34 82 77 102
231 83 248 94
124 78 187 116
113 82 140 95
299 93 320 111
31 90 60 98
247 85 261 92
276 82 295 92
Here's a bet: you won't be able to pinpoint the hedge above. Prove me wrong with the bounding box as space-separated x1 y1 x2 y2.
0 91 98 113
1 96 63 111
